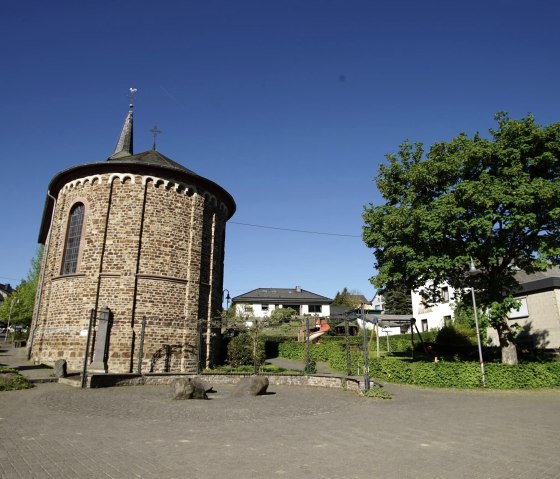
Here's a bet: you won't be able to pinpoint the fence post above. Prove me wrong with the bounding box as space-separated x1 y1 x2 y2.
197 319 204 374
81 309 95 388
344 315 351 376
361 305 370 392
304 316 311 374
410 319 415 360
137 316 146 374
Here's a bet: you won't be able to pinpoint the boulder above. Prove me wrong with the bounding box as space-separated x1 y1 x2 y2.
231 375 269 397
171 378 208 400
191 377 215 394
54 359 67 378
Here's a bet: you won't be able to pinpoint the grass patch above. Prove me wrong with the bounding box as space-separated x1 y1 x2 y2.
362 385 392 400
0 368 33 391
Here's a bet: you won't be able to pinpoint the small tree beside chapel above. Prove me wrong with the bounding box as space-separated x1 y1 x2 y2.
363 113 560 364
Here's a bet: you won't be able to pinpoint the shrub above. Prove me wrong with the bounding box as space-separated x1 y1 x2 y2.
227 332 265 367
363 385 392 400
0 368 33 391
305 359 317 374
278 341 305 361
434 325 476 357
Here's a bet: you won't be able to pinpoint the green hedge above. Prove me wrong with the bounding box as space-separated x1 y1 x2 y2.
368 358 560 389
277 335 560 389
278 340 362 374
277 332 438 360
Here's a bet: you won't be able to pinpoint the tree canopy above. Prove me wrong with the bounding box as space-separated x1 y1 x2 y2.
0 246 43 328
332 287 366 309
363 113 560 363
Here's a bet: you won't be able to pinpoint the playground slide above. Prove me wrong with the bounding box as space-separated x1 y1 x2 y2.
308 320 330 342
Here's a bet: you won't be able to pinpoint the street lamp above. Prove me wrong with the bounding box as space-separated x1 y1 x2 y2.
468 257 487 387
223 289 231 310
5 298 20 343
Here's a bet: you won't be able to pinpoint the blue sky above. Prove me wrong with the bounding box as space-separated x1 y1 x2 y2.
1 0 559 301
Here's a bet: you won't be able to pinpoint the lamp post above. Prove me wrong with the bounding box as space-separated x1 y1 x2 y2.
223 289 231 310
5 298 20 343
468 257 487 387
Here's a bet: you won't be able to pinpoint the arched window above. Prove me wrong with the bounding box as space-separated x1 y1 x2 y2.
61 203 85 275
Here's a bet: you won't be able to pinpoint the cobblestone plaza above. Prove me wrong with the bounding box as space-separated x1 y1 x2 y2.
1 379 559 479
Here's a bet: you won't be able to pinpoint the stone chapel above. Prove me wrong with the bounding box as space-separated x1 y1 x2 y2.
28 97 236 374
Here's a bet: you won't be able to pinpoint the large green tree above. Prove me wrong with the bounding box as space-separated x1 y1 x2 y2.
363 113 560 365
0 246 43 330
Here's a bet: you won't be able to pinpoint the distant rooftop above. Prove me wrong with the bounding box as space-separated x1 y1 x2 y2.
232 287 333 305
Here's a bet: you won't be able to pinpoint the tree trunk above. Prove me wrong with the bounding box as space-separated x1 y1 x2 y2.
501 341 518 365
496 319 518 365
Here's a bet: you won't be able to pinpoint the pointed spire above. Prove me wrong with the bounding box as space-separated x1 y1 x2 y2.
109 88 137 160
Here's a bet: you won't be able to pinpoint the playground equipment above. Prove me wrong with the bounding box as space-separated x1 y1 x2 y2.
299 317 330 343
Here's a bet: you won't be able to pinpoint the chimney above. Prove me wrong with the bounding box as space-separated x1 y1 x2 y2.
295 286 301 292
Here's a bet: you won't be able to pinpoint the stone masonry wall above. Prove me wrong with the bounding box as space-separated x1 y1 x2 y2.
31 171 230 373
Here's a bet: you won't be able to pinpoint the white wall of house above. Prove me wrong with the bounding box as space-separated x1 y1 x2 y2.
301 304 330 316
370 292 384 313
234 303 274 318
411 283 456 332
234 303 331 318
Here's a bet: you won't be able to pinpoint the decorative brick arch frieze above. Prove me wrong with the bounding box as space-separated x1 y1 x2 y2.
108 173 136 185
142 175 197 196
62 175 102 192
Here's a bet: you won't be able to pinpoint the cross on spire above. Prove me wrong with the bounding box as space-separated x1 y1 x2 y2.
150 125 162 150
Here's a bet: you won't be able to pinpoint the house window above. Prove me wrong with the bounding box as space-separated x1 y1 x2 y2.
61 203 85 275
441 287 450 303
508 297 529 319
421 319 428 332
261 304 269 311
308 305 322 313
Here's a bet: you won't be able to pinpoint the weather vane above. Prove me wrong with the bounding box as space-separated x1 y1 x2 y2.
150 124 162 150
129 87 138 109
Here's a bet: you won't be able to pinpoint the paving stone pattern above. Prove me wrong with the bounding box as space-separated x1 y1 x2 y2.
1 381 559 479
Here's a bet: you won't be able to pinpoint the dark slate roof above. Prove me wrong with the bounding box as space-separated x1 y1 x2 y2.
349 294 369 304
107 149 198 176
514 266 560 294
232 288 333 305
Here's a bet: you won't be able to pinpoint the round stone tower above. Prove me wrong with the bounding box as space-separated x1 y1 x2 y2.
29 99 235 374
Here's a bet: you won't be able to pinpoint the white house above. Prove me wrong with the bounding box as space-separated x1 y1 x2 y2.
232 286 332 318
411 283 455 332
410 267 560 351
370 292 385 313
